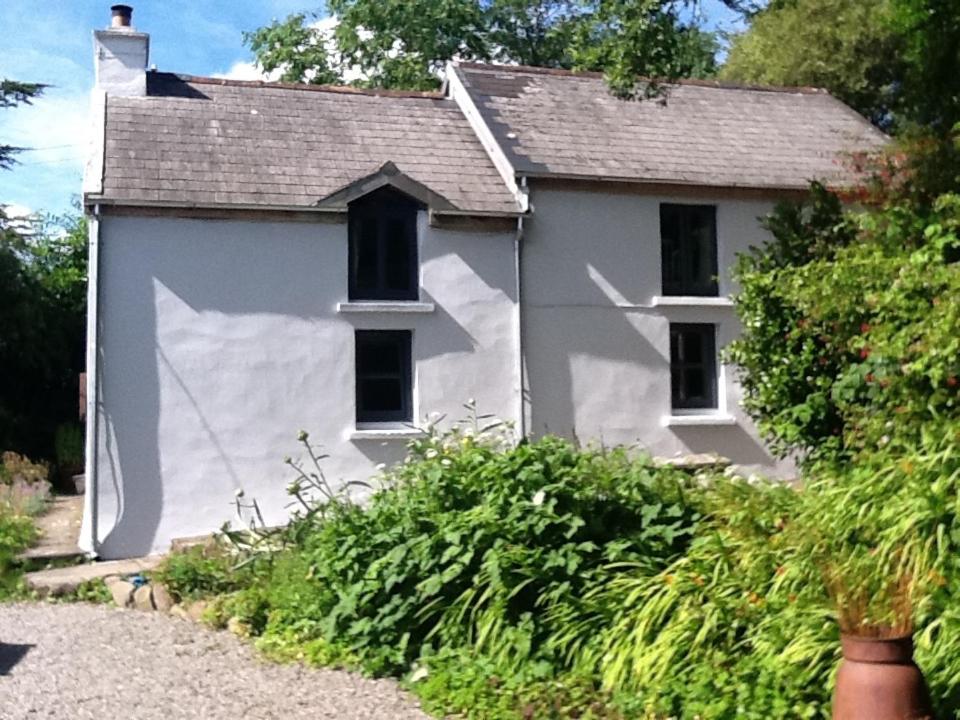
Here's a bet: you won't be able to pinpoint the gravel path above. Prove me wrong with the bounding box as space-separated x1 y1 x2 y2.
0 602 432 720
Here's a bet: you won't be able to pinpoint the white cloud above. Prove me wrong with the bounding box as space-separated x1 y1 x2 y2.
212 60 278 81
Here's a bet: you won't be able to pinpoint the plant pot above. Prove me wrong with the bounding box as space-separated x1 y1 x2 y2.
833 634 932 720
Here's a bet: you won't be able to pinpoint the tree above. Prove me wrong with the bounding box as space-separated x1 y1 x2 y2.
0 209 87 461
244 1 739 94
720 0 903 128
892 0 960 132
1 79 46 169
721 0 960 131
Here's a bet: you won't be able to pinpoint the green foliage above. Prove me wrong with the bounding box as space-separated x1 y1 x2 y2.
155 418 960 718
243 427 699 677
891 0 960 131
721 0 901 127
243 14 339 85
244 1 724 93
1 78 46 169
152 542 255 602
54 424 83 471
571 1 719 99
727 134 960 467
0 451 50 486
0 453 45 599
0 209 87 460
722 0 960 131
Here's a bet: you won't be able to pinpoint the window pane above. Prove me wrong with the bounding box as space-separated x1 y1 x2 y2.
384 217 412 292
660 205 682 293
354 217 379 291
360 378 403 413
349 188 419 300
669 323 718 410
681 330 703 363
684 368 705 399
356 338 401 375
660 204 717 296
355 330 412 423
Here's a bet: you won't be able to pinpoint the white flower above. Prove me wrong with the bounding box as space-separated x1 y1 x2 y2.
532 490 546 506
425 448 439 459
375 463 386 471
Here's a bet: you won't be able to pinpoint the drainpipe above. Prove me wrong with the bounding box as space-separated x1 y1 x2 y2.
514 177 527 439
81 203 101 557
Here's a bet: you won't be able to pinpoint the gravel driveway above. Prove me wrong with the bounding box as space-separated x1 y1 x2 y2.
0 602 432 720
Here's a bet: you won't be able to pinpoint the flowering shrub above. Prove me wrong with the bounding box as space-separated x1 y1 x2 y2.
727 136 960 467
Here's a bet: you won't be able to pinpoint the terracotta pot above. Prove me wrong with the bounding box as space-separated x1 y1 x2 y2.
833 634 933 720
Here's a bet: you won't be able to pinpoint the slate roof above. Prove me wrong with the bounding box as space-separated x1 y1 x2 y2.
454 63 888 190
96 72 522 215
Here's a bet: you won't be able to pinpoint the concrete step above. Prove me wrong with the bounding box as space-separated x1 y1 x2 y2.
17 543 84 563
24 555 165 597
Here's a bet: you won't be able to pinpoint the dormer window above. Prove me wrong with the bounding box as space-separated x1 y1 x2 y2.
348 187 420 301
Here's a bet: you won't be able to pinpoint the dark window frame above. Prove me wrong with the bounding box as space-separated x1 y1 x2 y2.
348 188 420 301
355 329 413 424
660 203 719 297
669 323 718 411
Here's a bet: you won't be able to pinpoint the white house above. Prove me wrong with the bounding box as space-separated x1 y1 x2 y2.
80 6 886 559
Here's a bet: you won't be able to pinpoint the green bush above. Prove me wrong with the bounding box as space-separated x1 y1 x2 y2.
238 427 700 677
54 423 84 471
159 421 960 718
153 542 255 602
727 136 960 467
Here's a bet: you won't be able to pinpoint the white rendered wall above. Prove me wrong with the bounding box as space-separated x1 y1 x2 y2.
521 187 793 477
86 213 519 558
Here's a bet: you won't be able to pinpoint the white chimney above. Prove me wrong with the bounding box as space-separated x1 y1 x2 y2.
93 5 149 96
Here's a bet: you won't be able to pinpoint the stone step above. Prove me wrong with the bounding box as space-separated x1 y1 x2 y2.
24 555 164 597
17 543 85 563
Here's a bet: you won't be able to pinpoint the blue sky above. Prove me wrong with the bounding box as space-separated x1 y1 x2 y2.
0 1 742 217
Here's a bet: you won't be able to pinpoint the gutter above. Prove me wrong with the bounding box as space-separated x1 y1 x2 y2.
80 203 101 557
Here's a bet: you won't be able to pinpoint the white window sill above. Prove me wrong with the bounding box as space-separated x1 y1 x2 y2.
337 301 435 314
349 427 426 441
663 413 737 427
652 296 734 308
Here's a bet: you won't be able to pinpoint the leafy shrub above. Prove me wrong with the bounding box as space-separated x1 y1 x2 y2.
239 426 701 677
153 542 256 602
157 420 960 718
54 423 84 471
727 136 960 467
0 451 50 486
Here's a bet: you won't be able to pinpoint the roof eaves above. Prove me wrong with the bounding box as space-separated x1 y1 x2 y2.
446 62 529 213
313 161 459 211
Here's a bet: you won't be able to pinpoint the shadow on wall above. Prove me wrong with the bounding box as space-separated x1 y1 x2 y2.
98 248 162 558
97 221 490 555
99 226 342 557
523 203 666 442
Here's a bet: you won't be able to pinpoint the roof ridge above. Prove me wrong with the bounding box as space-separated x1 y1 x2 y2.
151 71 447 100
454 62 827 95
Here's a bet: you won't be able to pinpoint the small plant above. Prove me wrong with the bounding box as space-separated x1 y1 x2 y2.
0 452 50 486
54 423 84 472
152 542 250 602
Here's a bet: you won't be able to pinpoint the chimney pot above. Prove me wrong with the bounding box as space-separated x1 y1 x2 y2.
111 4 133 29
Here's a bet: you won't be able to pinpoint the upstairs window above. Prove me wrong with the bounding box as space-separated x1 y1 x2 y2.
660 204 718 296
349 188 419 301
670 323 718 410
355 330 412 424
